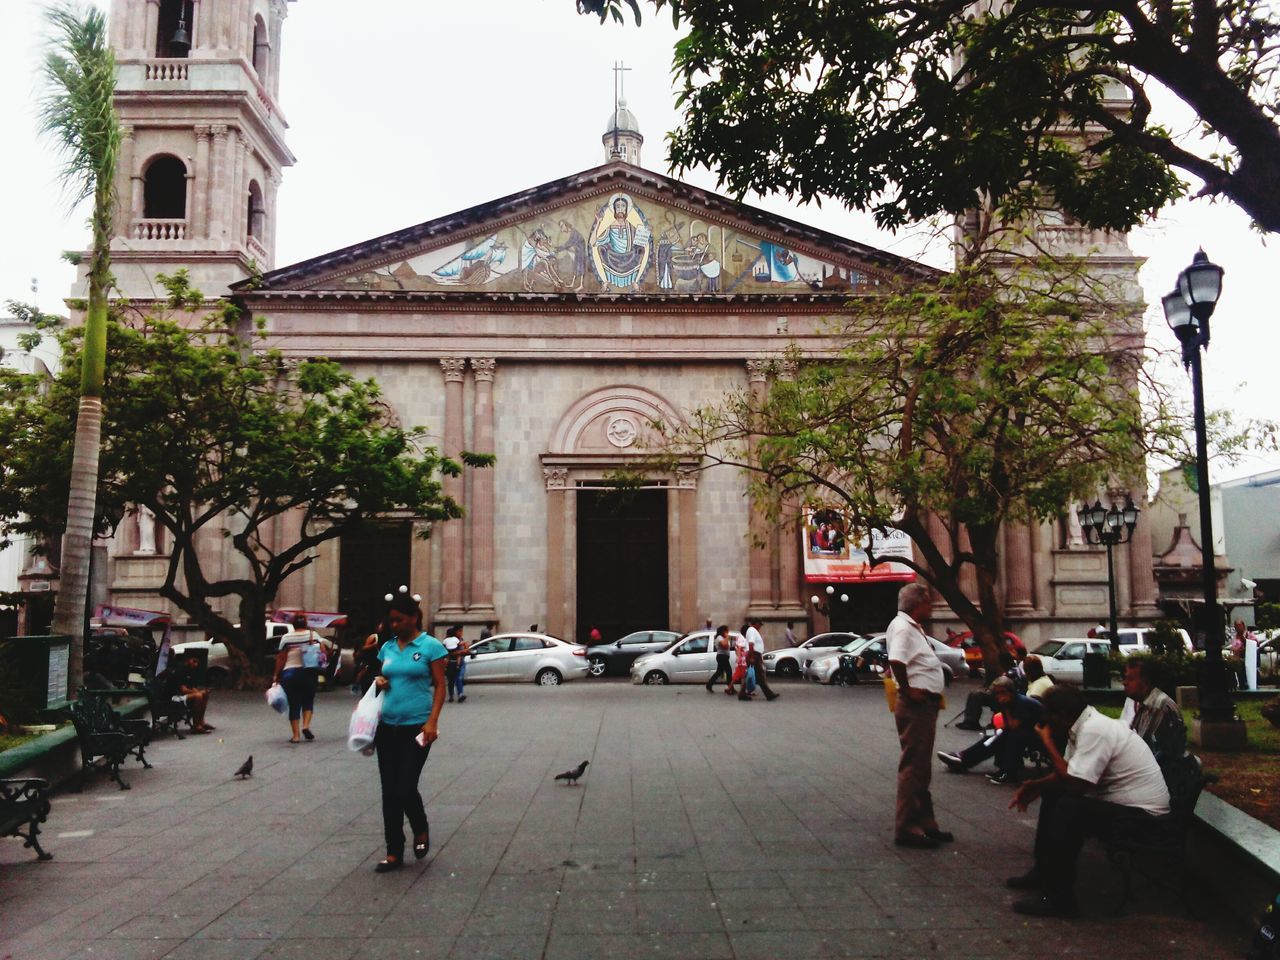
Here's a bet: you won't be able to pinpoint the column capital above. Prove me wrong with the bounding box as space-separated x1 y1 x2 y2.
543 467 570 490
778 359 798 381
120 124 135 140
471 357 496 382
745 358 770 383
211 123 229 141
675 470 698 490
194 124 211 140
270 0 290 19
440 358 467 382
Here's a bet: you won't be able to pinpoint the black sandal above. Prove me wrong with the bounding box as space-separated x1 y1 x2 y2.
414 830 430 859
302 728 314 741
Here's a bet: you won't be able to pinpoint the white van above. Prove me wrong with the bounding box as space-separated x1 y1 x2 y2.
1104 627 1194 656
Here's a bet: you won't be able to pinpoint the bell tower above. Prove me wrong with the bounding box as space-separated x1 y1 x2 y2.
102 0 296 300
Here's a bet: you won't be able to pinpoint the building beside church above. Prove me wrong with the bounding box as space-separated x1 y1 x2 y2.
28 0 1165 647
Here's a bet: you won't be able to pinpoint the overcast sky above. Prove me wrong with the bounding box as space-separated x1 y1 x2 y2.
2 0 1276 484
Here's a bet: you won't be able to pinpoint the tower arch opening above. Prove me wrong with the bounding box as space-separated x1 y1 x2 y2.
155 0 194 58
142 155 187 220
252 15 270 78
247 179 266 242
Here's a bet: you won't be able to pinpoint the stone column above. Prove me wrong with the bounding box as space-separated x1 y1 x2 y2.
192 126 210 238
264 171 281 267
409 520 432 615
436 358 467 617
775 360 806 618
144 0 161 56
191 0 207 52
544 468 572 640
666 474 699 631
468 358 497 617
1003 523 1035 613
745 359 773 615
269 0 288 99
208 124 228 243
1127 487 1161 617
232 132 247 243
116 126 135 238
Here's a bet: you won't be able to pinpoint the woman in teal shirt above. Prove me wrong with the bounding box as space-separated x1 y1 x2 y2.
372 592 447 873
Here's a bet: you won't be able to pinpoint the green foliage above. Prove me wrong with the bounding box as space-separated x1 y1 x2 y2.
1257 603 1280 631
653 260 1152 668
579 0 1280 232
0 273 488 657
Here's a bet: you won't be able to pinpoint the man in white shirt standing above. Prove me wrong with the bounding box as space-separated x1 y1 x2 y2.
886 582 949 848
1006 684 1171 917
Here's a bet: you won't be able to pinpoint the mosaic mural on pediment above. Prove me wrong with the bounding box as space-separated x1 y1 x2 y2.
326 193 877 295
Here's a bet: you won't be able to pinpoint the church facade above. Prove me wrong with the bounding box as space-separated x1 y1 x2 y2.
63 0 1163 646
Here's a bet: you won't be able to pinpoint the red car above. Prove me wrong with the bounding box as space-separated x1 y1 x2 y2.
946 630 1026 677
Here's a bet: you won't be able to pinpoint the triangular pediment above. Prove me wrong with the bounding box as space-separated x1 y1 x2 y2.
246 162 939 298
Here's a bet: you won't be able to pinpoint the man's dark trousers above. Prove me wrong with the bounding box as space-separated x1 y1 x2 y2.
1032 792 1155 904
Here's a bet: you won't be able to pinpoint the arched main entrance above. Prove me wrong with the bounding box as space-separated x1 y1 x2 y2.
541 386 700 645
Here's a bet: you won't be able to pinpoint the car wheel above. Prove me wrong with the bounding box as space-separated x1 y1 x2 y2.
643 671 668 685
776 659 799 677
536 668 563 686
943 666 953 686
833 670 852 687
587 657 607 678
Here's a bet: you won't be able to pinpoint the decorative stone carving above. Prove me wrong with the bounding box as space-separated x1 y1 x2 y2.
675 471 698 490
543 467 570 490
135 506 157 555
745 358 770 383
471 357 496 382
211 123 228 142
440 357 466 382
605 415 638 448
194 125 210 142
778 359 798 381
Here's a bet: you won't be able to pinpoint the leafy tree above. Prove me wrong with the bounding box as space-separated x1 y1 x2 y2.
644 260 1173 673
38 2 120 692
579 0 1280 232
0 275 490 665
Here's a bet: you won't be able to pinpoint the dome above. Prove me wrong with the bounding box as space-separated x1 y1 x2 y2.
604 99 642 137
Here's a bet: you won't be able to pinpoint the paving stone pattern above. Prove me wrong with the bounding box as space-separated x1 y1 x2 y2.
0 680 1245 959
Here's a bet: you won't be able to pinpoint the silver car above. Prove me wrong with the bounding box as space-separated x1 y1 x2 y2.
1031 638 1113 685
762 632 862 676
804 636 876 683
629 630 745 685
462 632 588 685
586 630 682 677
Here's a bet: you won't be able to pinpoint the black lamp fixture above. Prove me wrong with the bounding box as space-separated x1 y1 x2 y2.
1161 247 1233 722
809 583 849 618
1076 496 1139 647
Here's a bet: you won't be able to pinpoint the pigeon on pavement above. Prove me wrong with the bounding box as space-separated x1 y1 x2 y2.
234 756 254 779
554 760 589 785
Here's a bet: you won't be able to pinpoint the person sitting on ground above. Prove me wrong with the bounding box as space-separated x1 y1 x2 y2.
955 651 1017 730
159 652 214 733
1022 655 1053 699
1119 658 1187 766
1005 684 1170 918
937 676 1044 783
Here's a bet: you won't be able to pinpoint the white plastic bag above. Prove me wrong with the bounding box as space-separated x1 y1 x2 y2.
265 682 288 714
347 684 383 752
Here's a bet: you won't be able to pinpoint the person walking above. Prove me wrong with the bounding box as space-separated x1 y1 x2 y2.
744 617 780 701
273 615 335 743
371 591 448 873
443 624 469 703
706 624 735 694
887 583 951 848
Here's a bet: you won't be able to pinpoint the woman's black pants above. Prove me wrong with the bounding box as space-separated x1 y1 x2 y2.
707 653 733 688
374 722 432 858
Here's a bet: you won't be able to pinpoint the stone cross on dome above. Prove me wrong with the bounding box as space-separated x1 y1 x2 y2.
603 61 643 166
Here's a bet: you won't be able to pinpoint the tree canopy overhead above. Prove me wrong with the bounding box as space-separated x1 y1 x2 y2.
579 0 1280 233
0 275 490 660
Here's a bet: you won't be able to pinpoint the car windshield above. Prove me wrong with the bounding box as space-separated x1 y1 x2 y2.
1034 641 1065 657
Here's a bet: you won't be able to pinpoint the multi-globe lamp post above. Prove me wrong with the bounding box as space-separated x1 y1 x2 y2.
1076 497 1139 649
1160 249 1235 725
810 584 849 622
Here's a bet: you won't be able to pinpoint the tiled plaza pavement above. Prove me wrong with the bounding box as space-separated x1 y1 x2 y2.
0 679 1245 960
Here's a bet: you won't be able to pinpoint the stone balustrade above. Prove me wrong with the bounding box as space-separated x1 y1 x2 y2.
133 219 187 240
144 59 190 82
245 235 269 264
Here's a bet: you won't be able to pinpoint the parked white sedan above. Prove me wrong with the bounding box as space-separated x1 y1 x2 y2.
1031 638 1114 685
762 632 862 676
462 632 588 685
629 629 745 685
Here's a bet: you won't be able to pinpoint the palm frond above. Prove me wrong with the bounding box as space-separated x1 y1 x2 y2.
39 2 120 221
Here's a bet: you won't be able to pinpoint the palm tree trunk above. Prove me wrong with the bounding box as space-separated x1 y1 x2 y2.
51 396 103 695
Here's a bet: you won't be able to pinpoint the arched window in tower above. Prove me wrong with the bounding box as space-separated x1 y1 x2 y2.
247 180 266 244
252 16 270 78
156 0 194 58
143 155 187 220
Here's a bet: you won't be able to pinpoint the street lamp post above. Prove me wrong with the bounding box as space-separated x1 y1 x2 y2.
809 584 850 623
1161 249 1235 725
1076 497 1139 649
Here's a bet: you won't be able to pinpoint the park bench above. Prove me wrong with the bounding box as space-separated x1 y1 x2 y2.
1103 752 1216 915
144 677 193 739
68 692 152 790
0 777 53 861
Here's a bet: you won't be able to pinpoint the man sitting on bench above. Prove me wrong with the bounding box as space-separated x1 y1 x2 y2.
1119 659 1187 766
1005 684 1169 918
936 676 1043 784
158 653 214 734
